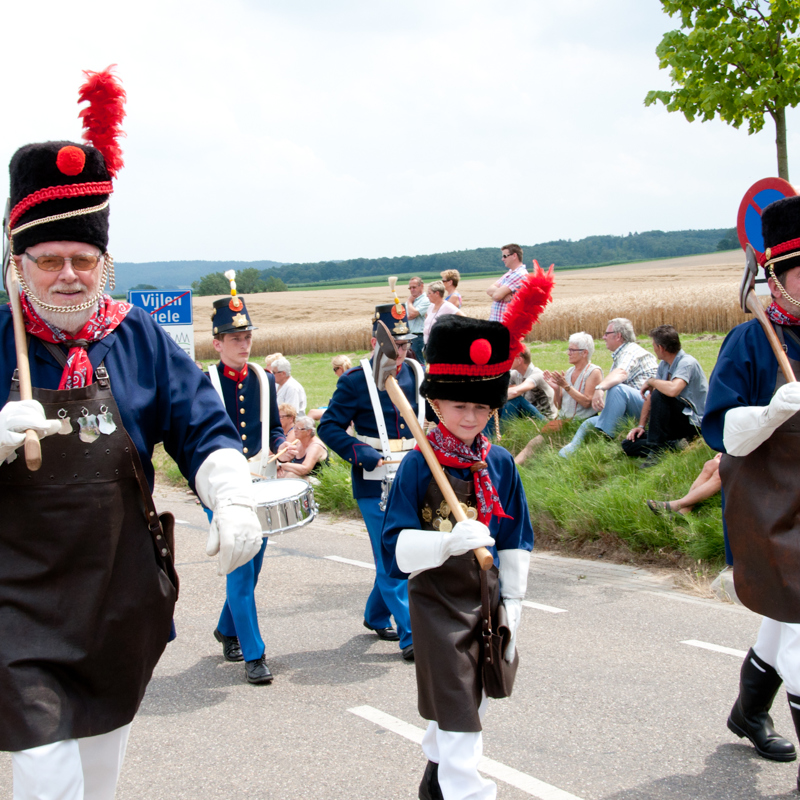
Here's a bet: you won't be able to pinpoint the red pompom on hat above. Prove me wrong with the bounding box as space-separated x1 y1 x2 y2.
55 145 86 176
470 338 492 365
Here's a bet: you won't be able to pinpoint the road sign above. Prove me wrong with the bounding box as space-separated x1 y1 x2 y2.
737 178 797 296
128 289 195 361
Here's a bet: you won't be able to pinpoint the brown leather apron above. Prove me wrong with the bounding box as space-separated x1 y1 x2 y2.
0 360 177 751
720 325 800 623
408 472 498 733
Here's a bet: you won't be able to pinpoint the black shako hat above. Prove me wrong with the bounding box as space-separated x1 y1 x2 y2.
761 195 800 278
373 303 415 341
6 68 125 256
422 316 512 408
212 296 257 335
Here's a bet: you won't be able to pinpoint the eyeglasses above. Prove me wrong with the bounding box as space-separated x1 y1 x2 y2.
567 348 585 353
333 367 343 374
279 414 294 419
25 252 103 272
602 330 616 337
501 254 511 259
395 342 412 350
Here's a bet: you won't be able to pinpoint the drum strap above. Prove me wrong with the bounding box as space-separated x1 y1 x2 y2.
360 358 392 460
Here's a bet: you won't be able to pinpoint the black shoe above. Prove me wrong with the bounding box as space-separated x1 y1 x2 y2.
363 620 400 641
402 644 415 662
245 655 274 685
418 760 443 800
727 649 796 761
214 628 243 662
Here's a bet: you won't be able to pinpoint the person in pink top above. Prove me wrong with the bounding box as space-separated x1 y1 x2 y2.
423 281 463 346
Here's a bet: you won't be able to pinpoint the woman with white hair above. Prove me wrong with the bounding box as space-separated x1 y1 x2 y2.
515 332 603 465
277 416 328 482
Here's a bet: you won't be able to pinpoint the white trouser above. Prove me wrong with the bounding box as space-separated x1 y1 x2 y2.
12 723 131 800
421 695 494 800
754 617 800 696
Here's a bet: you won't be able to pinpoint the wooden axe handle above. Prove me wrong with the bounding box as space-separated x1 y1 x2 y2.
384 376 493 571
7 268 41 471
746 290 797 383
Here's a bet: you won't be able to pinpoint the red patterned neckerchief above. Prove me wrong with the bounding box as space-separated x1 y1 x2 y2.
767 302 800 327
16 293 132 390
419 423 511 525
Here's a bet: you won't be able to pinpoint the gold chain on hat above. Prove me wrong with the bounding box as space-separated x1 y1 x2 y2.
768 263 800 309
13 257 112 313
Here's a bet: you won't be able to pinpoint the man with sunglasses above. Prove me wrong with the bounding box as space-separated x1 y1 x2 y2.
487 243 528 322
318 303 424 660
0 70 262 798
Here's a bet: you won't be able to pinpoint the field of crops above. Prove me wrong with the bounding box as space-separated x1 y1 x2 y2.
192 251 749 358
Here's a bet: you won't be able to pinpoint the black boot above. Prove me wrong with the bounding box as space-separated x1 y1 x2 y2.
418 760 443 800
789 694 800 791
727 649 796 761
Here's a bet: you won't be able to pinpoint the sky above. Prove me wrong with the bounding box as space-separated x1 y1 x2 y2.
3 0 797 265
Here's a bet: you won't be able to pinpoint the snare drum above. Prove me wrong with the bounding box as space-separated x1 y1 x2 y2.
253 478 318 536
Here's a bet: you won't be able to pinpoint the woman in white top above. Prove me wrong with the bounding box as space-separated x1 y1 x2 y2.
515 332 603 465
423 281 463 345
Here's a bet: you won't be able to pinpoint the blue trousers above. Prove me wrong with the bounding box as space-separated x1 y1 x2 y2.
357 497 412 649
559 383 644 457
206 507 268 662
410 335 426 369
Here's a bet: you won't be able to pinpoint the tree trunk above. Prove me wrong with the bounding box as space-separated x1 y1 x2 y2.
774 107 789 181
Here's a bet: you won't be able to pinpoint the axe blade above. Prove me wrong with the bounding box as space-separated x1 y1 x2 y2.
373 320 400 392
739 243 759 313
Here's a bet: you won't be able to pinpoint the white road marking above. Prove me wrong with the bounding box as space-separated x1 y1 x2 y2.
174 519 191 525
522 600 567 614
348 705 586 800
681 639 747 658
325 555 376 570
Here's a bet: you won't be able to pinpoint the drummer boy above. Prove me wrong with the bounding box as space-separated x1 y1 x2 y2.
205 274 297 684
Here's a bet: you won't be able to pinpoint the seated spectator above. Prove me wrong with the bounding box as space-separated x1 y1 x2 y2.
503 344 556 422
646 453 721 516
277 416 328 482
279 403 297 442
264 352 284 373
622 325 708 462
272 357 307 415
309 355 352 422
559 318 658 457
423 281 462 345
440 269 463 309
515 332 603 465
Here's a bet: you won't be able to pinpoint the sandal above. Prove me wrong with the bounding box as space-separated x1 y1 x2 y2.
646 499 675 516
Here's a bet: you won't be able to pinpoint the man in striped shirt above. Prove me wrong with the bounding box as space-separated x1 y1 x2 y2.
560 318 658 457
487 243 529 322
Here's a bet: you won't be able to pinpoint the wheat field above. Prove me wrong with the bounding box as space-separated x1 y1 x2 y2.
193 251 750 358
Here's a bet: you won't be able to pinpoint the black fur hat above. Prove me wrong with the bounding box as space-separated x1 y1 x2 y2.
421 315 512 409
8 141 111 254
762 195 800 277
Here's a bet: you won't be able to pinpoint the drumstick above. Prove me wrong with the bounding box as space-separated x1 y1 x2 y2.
266 444 291 464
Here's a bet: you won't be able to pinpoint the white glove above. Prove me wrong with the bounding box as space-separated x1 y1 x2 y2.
498 549 531 662
723 382 800 456
395 518 495 575
0 400 61 464
195 448 263 576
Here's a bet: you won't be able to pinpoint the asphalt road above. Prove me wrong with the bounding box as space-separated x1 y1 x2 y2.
0 486 796 800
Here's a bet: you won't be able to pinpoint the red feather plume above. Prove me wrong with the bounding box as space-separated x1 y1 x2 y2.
502 260 555 360
78 66 126 179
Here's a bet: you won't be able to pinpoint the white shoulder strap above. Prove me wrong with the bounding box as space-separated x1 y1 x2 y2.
360 358 392 459
208 363 224 401
249 362 273 477
406 357 426 427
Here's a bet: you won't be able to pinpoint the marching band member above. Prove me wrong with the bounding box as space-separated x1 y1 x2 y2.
206 279 296 684
381 269 552 800
318 301 424 659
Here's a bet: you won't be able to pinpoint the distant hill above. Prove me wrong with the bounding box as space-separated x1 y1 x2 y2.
112 259 284 293
113 228 734 292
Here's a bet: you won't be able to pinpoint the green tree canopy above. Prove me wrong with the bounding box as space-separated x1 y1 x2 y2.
645 0 800 179
192 269 287 296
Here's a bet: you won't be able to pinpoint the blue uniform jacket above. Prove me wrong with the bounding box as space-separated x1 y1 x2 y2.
0 305 241 491
318 359 419 499
702 318 800 453
213 363 285 457
380 446 534 579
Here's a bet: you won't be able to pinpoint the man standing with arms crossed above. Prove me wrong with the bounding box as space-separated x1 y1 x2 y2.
406 276 430 366
487 243 529 322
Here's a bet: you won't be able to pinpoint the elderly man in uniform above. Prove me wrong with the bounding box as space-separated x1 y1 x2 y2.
0 69 262 799
704 196 800 791
318 301 424 660
206 278 298 684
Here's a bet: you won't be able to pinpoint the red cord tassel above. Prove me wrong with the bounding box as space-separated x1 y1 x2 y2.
502 261 555 359
78 66 126 179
